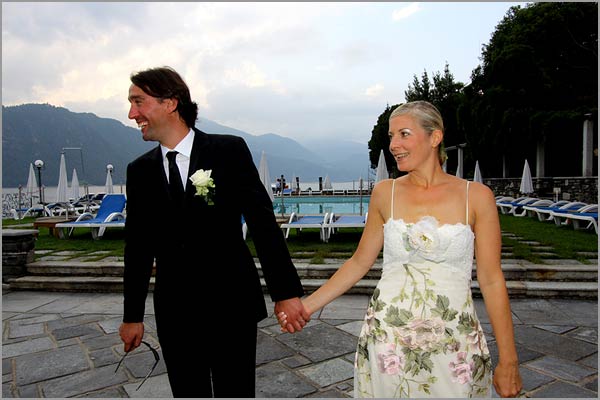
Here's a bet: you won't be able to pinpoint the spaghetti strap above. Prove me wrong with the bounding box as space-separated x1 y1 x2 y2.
466 181 470 225
391 179 396 220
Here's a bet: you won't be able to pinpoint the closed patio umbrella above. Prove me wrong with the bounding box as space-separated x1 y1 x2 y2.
258 151 274 202
71 169 80 200
473 161 483 183
375 149 388 183
26 163 37 206
520 159 534 194
105 170 114 194
323 174 333 190
56 153 69 203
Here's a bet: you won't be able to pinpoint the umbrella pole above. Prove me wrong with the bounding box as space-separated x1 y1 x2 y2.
280 174 285 219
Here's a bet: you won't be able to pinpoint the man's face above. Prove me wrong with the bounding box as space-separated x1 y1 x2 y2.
127 84 172 143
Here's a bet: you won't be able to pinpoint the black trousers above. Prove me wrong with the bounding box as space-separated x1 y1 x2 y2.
156 316 258 398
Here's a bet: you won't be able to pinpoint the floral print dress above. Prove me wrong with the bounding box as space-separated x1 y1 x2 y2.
354 181 492 398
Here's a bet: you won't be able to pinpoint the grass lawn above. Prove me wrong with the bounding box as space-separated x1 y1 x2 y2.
3 214 597 264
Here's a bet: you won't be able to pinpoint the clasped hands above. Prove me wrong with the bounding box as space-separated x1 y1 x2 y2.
274 297 311 333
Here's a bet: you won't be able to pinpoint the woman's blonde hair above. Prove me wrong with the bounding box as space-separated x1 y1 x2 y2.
389 101 448 165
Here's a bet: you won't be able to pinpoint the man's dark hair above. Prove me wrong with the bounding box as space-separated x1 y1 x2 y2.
130 66 198 128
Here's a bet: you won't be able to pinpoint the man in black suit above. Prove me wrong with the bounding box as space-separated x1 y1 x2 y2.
119 66 309 397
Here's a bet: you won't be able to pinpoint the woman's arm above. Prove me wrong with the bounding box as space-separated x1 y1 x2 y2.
471 183 522 397
302 181 387 316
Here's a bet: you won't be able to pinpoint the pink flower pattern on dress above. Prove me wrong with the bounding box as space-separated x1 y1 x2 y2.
449 351 474 385
377 343 404 375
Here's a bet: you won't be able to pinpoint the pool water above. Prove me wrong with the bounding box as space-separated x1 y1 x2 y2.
272 195 370 215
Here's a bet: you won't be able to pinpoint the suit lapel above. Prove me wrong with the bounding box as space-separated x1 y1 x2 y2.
185 128 211 202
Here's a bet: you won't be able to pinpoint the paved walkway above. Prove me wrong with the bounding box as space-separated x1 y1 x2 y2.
2 290 597 398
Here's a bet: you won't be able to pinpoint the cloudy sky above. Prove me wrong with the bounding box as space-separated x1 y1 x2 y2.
2 2 526 145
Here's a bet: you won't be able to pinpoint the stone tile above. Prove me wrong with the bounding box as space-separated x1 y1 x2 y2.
529 381 597 398
487 341 543 366
2 383 13 398
321 319 356 326
257 315 279 329
344 353 356 363
336 321 363 337
2 336 55 359
2 374 11 384
51 323 103 341
513 326 597 361
57 338 79 348
76 387 127 398
54 251 86 256
509 299 574 326
10 313 60 324
80 333 123 351
67 295 124 314
123 373 172 398
534 324 577 334
336 381 353 391
120 348 167 379
306 388 348 397
97 317 122 335
256 331 295 365
566 327 598 344
1 292 62 313
35 294 105 314
542 259 585 265
584 378 597 393
2 312 18 321
89 347 119 368
14 345 90 385
40 364 128 398
281 355 312 369
526 355 596 382
319 295 369 320
47 314 105 330
255 363 317 398
548 299 598 327
277 323 357 363
37 256 70 261
299 358 354 387
15 383 38 398
578 353 598 369
2 358 12 373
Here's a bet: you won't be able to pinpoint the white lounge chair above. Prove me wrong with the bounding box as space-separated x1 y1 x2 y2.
55 194 126 240
280 212 329 241
550 204 598 233
324 213 368 242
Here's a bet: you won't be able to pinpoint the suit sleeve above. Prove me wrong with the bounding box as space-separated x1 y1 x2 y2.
123 161 155 322
234 138 304 301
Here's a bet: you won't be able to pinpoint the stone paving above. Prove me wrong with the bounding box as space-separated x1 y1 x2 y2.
2 291 597 398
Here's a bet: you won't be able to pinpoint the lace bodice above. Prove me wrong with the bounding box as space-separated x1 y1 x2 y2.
382 216 475 279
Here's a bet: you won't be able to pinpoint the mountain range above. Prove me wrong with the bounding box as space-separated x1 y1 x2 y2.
2 104 369 187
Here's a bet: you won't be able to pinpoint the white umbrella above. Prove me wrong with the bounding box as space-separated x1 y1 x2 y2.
323 174 333 190
455 164 462 178
71 169 80 200
26 163 38 205
258 151 274 202
56 153 69 203
105 170 114 194
519 159 534 194
473 161 483 183
375 149 389 182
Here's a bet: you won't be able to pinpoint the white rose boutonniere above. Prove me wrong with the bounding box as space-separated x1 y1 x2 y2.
189 169 215 205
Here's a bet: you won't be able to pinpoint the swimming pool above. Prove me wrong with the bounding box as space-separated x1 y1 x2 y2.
272 195 370 215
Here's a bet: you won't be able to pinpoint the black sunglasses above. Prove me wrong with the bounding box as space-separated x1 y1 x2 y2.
115 340 160 391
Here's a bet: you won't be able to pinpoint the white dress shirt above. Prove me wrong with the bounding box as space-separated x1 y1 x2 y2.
160 129 195 189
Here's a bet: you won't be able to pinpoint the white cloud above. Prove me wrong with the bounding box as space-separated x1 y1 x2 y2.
365 84 384 98
392 2 421 21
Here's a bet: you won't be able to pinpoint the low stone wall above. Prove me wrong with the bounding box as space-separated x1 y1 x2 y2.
2 229 37 281
485 177 598 204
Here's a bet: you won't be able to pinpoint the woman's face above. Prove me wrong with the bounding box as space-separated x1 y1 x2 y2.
388 114 438 171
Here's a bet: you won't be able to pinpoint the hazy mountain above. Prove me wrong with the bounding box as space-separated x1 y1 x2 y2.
2 104 368 188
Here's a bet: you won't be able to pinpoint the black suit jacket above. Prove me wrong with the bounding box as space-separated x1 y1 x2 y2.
123 129 304 325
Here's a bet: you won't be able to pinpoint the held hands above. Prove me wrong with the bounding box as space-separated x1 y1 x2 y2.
274 297 311 333
493 361 523 398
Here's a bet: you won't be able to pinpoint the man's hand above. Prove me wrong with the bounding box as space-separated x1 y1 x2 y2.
119 322 144 352
274 297 311 333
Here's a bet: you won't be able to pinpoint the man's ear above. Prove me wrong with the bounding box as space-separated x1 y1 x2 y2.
165 98 178 113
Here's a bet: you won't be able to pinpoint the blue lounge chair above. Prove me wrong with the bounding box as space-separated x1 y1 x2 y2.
324 213 368 242
280 212 329 241
522 200 579 222
497 197 540 216
55 194 126 240
550 204 598 233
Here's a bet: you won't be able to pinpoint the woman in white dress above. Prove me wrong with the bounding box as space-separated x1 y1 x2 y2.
278 101 522 398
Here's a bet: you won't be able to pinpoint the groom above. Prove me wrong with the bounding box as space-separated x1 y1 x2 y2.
119 66 309 397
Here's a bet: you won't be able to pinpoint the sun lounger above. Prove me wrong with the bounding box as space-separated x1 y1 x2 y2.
497 197 540 215
55 194 126 240
324 213 368 242
280 212 329 241
550 204 598 233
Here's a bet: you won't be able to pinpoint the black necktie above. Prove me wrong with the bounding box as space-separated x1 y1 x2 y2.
166 151 184 205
